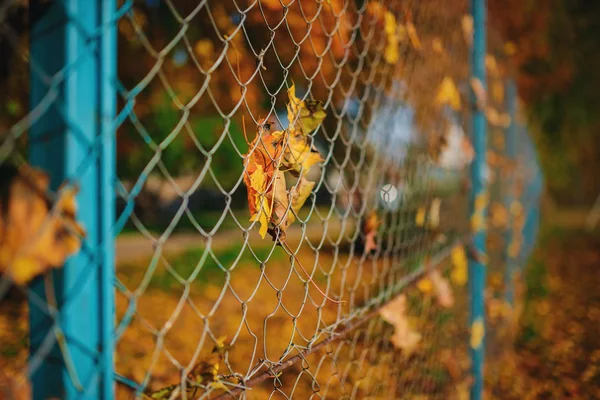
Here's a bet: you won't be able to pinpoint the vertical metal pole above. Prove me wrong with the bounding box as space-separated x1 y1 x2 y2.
503 79 518 308
469 0 487 399
28 1 116 399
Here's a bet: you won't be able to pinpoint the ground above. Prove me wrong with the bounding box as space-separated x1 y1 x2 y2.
1 209 599 399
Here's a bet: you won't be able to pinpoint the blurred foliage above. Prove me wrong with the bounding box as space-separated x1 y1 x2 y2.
489 0 600 205
485 220 600 399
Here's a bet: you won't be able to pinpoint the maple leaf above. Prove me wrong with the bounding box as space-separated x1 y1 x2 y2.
0 164 85 285
286 83 326 136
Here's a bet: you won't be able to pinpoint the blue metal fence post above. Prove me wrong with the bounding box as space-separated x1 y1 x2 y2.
503 79 518 308
28 0 116 398
469 0 488 399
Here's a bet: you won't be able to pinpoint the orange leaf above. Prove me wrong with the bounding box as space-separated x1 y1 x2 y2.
363 210 380 254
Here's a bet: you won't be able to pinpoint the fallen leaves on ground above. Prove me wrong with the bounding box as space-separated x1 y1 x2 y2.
379 294 422 354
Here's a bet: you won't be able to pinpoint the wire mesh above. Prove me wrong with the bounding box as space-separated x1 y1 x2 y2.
0 0 540 399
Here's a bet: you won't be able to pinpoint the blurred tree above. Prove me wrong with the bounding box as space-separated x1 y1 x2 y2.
489 0 600 204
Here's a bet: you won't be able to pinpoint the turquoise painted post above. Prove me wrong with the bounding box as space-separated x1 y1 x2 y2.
469 0 488 399
28 1 116 398
503 79 518 308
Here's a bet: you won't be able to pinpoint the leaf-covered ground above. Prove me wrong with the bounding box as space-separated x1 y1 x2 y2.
485 216 600 399
2 210 600 398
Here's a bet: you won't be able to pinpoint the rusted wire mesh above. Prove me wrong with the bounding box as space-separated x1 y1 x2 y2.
0 0 540 399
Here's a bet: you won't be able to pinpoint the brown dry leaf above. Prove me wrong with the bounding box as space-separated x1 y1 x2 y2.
363 210 380 254
485 55 499 77
429 198 441 229
429 269 455 308
432 37 444 54
490 202 509 228
462 15 474 46
243 124 285 239
148 337 230 399
470 77 487 110
0 164 85 285
379 294 421 354
244 87 325 242
268 170 291 240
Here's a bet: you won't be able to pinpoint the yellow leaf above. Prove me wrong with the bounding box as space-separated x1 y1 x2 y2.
429 198 441 228
432 37 444 54
435 77 462 111
194 39 214 58
284 135 323 174
406 21 421 49
490 202 508 228
510 201 523 216
417 278 433 294
504 41 517 55
291 176 315 214
462 15 474 45
383 11 400 64
415 207 426 227
287 83 326 135
470 318 485 349
485 55 499 76
451 245 468 286
363 210 380 254
9 257 44 285
248 165 272 239
491 80 504 104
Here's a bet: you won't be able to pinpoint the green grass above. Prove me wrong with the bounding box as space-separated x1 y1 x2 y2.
119 241 287 292
119 208 250 236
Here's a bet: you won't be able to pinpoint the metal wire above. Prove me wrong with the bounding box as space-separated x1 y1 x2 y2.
0 0 542 399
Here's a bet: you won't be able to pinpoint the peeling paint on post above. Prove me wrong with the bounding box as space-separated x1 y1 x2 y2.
468 0 488 399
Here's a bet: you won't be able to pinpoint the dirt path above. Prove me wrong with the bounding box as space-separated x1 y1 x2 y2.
116 218 346 265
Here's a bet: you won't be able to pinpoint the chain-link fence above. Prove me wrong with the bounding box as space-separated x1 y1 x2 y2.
0 1 542 399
